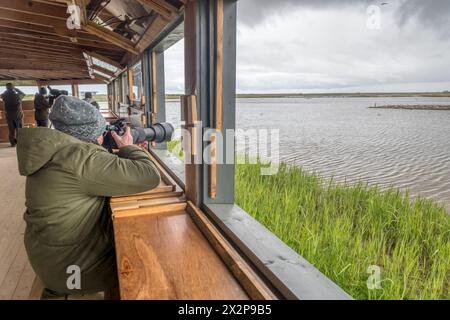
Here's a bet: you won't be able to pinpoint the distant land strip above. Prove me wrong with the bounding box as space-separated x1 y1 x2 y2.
166 92 450 100
370 105 450 110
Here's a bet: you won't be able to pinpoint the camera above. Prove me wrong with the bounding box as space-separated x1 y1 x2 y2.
103 118 174 151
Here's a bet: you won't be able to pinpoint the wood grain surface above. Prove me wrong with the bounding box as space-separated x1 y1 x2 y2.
113 209 249 300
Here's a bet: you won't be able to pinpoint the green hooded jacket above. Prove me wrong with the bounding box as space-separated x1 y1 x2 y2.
17 127 161 294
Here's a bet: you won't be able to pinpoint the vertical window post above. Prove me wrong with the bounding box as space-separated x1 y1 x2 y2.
147 49 167 149
184 0 237 205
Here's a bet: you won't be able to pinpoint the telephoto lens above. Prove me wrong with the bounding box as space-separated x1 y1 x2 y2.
130 123 175 144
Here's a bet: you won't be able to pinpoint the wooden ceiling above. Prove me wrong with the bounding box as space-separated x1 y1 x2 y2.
0 0 184 83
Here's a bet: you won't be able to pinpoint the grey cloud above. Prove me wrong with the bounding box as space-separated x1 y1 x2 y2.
238 0 374 26
163 1 450 93
396 0 450 34
238 0 450 34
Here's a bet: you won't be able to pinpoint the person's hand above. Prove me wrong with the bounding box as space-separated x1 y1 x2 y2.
138 141 149 149
112 126 133 148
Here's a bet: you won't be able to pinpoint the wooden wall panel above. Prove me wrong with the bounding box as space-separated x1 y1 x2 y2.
0 101 36 142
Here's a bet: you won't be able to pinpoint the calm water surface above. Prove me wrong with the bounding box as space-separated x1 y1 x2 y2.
166 97 450 210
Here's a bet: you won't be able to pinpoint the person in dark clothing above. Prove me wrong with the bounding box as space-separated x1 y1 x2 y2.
34 87 51 127
0 83 25 147
83 92 100 110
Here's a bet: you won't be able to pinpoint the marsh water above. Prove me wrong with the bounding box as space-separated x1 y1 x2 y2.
166 97 450 210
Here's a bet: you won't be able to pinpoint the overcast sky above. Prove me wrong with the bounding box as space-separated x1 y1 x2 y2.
165 0 450 93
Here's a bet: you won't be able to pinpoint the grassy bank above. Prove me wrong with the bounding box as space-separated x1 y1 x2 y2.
168 141 449 299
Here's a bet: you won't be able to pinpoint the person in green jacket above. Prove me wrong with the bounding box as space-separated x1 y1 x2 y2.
17 95 161 298
33 87 51 127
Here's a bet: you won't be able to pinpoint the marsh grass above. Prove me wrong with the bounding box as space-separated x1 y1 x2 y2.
168 141 450 299
236 162 449 299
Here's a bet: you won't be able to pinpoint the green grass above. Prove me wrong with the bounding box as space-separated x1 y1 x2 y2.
168 141 450 299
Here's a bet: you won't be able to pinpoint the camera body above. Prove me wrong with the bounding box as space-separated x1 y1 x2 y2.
103 118 174 151
47 86 69 106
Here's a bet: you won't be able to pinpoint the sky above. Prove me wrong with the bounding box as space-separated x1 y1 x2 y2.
163 0 450 94
3 0 450 95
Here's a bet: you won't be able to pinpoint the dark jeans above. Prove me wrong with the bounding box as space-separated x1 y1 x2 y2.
6 117 23 146
36 120 49 128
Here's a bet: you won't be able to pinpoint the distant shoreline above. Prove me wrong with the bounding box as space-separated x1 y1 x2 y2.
20 92 450 102
166 92 450 100
370 105 450 111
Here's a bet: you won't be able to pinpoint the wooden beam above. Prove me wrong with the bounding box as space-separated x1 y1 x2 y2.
152 0 179 14
0 69 89 76
0 59 87 74
0 38 122 63
0 69 88 76
71 83 79 97
136 15 169 52
183 0 200 205
92 72 111 84
0 0 68 20
0 56 84 66
0 35 82 51
82 21 139 55
73 0 88 25
34 0 73 5
90 64 116 78
38 78 105 85
0 19 74 38
0 70 90 80
128 68 134 99
0 61 88 71
0 7 69 29
135 0 175 20
181 95 198 157
0 18 115 43
0 42 76 56
0 51 85 63
209 0 224 199
0 43 85 62
84 51 124 69
0 27 124 50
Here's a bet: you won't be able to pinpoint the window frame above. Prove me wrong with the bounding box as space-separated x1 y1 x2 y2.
108 2 351 300
130 61 144 108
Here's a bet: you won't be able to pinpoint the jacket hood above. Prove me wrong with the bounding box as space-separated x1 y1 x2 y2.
17 128 84 176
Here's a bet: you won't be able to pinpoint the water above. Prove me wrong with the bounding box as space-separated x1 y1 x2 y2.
166 97 450 210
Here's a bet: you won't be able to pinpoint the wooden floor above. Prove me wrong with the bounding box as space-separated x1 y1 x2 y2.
0 143 38 300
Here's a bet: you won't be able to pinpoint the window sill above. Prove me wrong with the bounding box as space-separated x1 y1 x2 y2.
149 148 185 189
